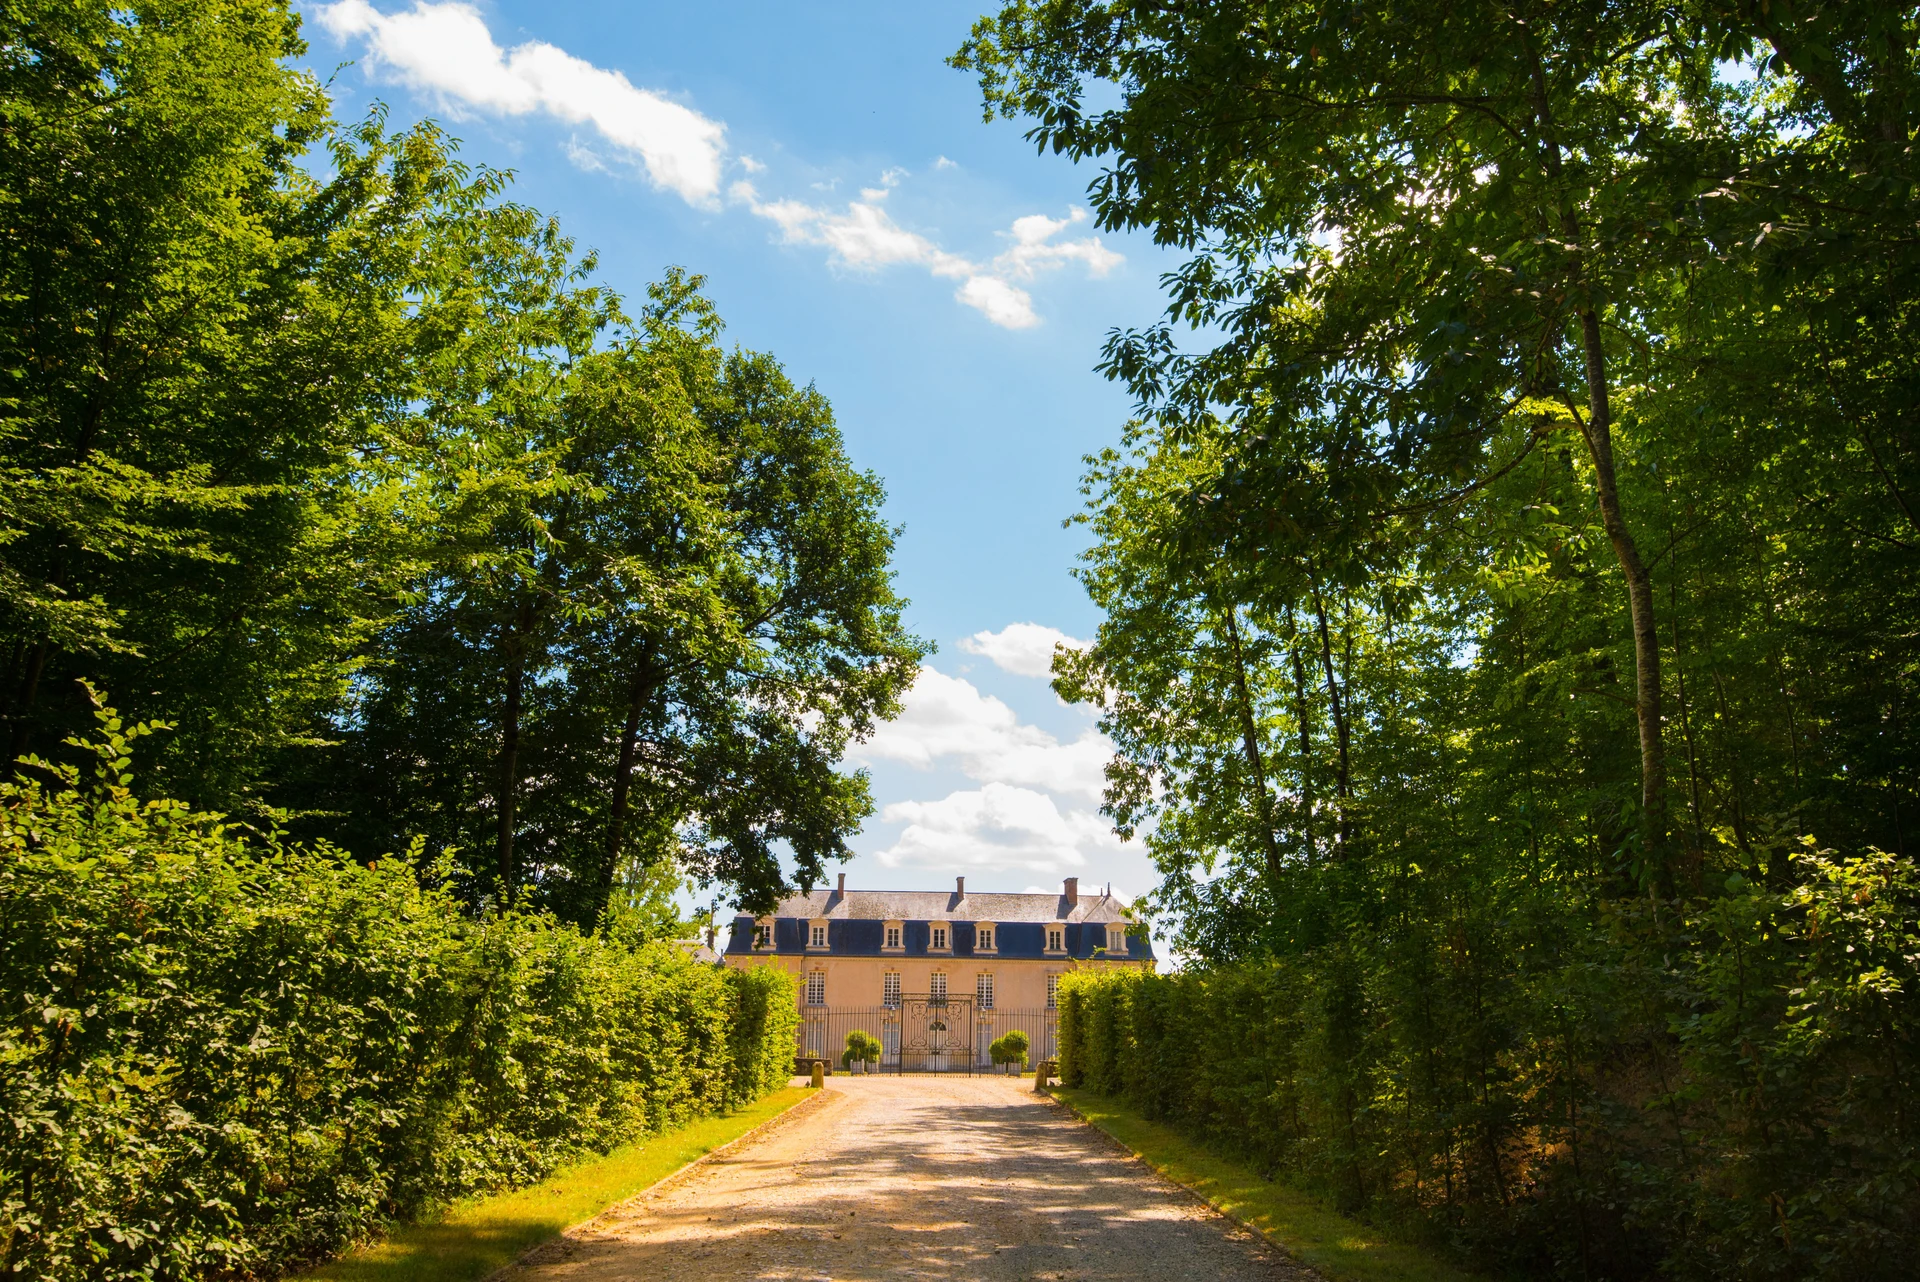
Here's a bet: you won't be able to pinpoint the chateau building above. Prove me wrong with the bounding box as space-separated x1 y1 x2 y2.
723 875 1153 1069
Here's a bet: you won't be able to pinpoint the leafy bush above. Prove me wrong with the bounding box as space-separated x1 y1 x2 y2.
989 1029 1029 1070
1056 848 1920 1281
0 706 798 1281
840 1029 882 1069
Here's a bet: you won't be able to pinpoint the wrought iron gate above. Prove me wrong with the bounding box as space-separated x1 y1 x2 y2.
891 994 971 1073
796 1000 1057 1076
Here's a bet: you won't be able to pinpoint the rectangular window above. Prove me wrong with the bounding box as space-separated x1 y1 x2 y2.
976 973 994 1009
1046 973 1059 1009
1047 927 1063 952
1108 928 1126 954
886 926 901 949
754 925 769 948
977 926 993 950
810 924 826 948
806 971 826 1006
883 971 901 1007
929 972 947 1003
932 926 947 950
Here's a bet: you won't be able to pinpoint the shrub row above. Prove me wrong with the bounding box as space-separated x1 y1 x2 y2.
1057 848 1920 1282
0 715 798 1281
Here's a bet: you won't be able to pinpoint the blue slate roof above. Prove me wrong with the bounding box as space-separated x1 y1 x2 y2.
723 882 1153 963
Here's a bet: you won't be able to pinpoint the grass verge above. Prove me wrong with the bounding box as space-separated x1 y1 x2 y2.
305 1086 815 1282
1052 1087 1477 1282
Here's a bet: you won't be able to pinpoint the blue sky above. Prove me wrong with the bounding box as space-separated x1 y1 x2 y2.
299 1 1174 913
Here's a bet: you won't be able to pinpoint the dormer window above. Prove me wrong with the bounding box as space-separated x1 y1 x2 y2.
753 918 775 949
1107 925 1127 954
930 924 949 952
810 924 826 948
883 920 904 952
974 923 996 953
1045 927 1065 953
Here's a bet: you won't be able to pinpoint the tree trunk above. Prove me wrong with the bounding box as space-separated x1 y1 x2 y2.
601 653 662 909
1309 578 1352 854
1522 36 1670 891
1222 605 1284 885
604 687 645 883
495 604 533 904
1575 309 1670 890
5 639 50 766
1285 603 1316 866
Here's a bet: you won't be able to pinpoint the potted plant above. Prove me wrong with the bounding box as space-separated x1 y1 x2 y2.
841 1028 882 1074
989 1029 1030 1075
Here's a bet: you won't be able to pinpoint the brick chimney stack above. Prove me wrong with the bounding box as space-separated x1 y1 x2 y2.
1063 877 1078 906
955 875 965 896
836 872 845 895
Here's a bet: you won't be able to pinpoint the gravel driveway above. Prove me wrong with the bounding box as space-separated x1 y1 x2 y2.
500 1075 1318 1282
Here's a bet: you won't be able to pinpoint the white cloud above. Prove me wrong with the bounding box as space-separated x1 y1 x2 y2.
853 666 1109 801
564 136 607 173
992 210 1123 280
742 191 973 277
316 1 727 204
934 155 958 170
876 783 1124 874
735 186 1121 329
954 276 1036 329
958 622 1088 679
316 7 1119 326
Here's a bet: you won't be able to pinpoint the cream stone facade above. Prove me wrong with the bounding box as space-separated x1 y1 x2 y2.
722 874 1153 1017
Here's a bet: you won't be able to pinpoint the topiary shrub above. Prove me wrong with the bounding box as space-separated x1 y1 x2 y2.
989 1029 1030 1072
840 1028 882 1069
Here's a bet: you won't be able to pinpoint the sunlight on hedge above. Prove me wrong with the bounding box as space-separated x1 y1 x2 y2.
0 700 798 1281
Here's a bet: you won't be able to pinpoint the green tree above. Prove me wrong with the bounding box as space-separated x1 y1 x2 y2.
297 268 926 919
958 4 1920 1273
954 0 1871 888
0 0 504 811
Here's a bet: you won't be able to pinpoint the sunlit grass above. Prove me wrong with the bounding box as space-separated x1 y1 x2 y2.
305 1086 815 1282
1053 1088 1477 1282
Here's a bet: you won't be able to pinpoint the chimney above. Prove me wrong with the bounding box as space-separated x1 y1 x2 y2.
1063 877 1078 906
836 872 845 895
955 875 965 897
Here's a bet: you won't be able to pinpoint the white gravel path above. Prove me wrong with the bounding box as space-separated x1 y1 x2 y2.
499 1074 1320 1282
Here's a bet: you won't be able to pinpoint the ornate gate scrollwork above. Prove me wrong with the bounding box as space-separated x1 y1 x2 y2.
893 995 974 1074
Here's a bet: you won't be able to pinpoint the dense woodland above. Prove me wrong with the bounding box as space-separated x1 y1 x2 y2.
0 0 926 925
958 2 1920 1279
5 0 1920 1279
0 3 883 1277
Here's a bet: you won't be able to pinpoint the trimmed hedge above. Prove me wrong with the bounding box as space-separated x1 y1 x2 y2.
1056 850 1920 1281
0 714 798 1281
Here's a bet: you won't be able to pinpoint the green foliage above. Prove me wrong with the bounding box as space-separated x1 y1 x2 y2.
0 0 508 807
840 1029 882 1069
298 266 927 918
1055 853 1920 1279
989 1029 1030 1068
0 0 925 923
960 4 1920 1278
0 700 798 1282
